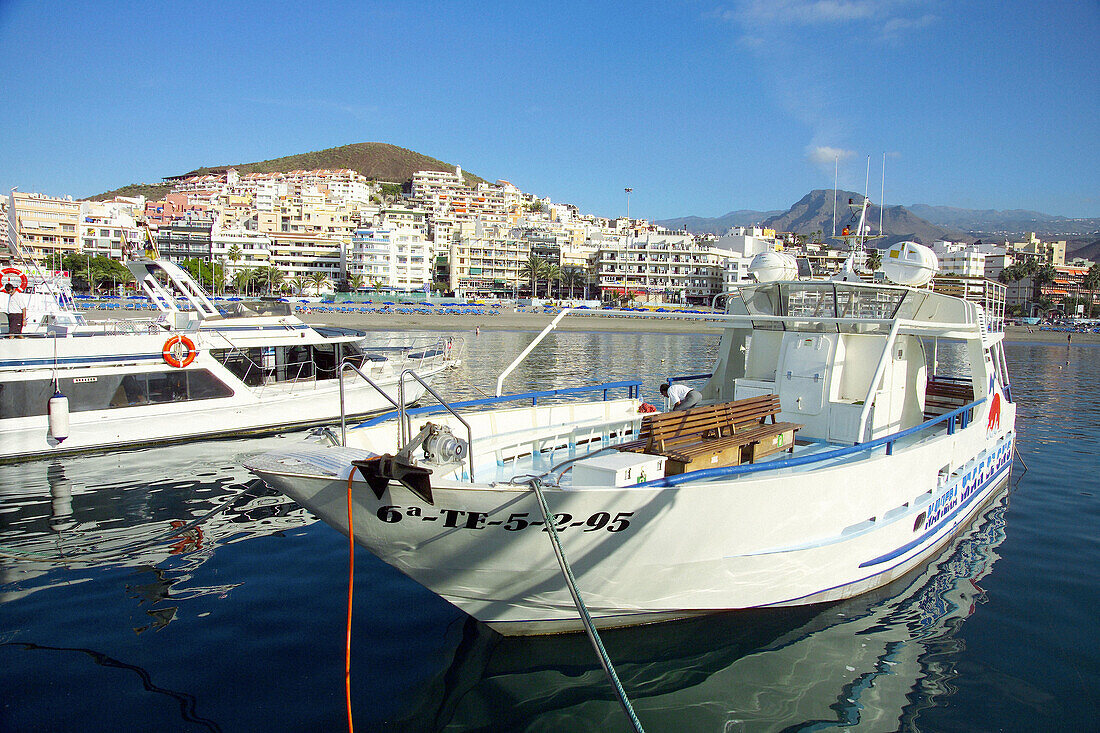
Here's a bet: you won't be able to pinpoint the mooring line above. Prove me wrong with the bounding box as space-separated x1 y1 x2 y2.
526 477 645 733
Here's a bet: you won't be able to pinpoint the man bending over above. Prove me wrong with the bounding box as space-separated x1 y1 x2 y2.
659 382 702 412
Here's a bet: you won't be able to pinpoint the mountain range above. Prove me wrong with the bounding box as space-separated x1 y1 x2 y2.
905 205 1100 237
658 192 1100 243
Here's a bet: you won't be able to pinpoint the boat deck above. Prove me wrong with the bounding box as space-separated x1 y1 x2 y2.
451 425 944 488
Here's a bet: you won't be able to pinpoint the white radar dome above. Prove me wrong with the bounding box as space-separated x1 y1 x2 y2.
882 241 938 287
748 252 799 283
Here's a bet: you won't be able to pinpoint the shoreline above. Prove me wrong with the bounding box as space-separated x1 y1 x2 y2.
91 308 1100 343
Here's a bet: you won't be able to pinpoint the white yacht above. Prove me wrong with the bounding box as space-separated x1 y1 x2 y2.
246 243 1016 635
0 258 449 462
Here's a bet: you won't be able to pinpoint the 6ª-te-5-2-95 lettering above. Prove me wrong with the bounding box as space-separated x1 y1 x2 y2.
375 505 634 533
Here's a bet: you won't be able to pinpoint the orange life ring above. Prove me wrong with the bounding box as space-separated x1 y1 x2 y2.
162 335 197 368
1 267 28 292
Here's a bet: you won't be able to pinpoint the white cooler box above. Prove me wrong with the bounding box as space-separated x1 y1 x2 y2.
570 452 666 487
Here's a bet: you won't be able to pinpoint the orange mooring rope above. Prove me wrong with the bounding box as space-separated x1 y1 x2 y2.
345 470 356 733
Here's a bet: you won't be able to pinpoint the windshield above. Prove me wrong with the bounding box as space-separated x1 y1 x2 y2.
727 282 925 333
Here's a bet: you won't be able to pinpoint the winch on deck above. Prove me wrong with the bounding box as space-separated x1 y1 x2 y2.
352 422 468 505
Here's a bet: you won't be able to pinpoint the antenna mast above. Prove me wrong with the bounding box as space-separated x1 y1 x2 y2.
879 152 885 236
832 156 838 238
858 156 870 251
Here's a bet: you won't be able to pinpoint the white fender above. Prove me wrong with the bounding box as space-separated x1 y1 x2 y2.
48 390 70 443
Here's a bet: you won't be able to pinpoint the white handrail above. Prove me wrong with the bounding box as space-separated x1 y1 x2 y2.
495 308 571 396
855 317 902 443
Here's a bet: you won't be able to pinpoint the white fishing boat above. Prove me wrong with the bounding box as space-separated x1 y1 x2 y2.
1 263 90 336
0 258 451 462
246 243 1016 635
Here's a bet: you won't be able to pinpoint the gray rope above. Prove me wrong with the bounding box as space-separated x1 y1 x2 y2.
526 477 646 733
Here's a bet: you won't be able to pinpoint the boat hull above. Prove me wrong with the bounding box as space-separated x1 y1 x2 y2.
0 329 445 462
251 425 1015 635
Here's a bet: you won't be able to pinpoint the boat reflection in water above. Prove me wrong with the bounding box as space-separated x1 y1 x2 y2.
0 439 316 626
390 480 1011 732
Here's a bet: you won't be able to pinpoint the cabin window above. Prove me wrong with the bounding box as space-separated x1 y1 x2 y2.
0 370 234 418
211 341 365 385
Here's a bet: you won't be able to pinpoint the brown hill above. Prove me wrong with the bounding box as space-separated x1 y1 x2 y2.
90 142 485 201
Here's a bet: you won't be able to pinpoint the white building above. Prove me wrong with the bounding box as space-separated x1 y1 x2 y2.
79 200 144 259
932 241 987 278
594 233 734 304
347 227 432 292
211 227 273 286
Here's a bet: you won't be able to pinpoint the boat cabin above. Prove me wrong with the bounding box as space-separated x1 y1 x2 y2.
700 281 1006 446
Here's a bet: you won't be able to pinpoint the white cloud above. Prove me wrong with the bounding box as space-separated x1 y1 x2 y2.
882 13 938 35
807 146 856 167
707 1 939 39
737 0 879 27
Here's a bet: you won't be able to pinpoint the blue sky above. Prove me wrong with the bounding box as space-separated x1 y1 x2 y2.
1 0 1097 220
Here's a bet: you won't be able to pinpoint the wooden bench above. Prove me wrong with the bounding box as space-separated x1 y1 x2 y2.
924 377 974 420
622 395 802 474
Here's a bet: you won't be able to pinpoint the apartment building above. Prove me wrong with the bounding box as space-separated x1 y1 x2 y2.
145 193 209 227
156 220 214 262
379 207 429 237
1008 264 1097 313
594 233 733 304
271 197 355 237
1010 233 1066 266
267 231 344 283
933 241 986 277
448 233 530 296
7 191 82 263
347 227 432 292
412 167 467 201
79 200 144 259
211 227 273 283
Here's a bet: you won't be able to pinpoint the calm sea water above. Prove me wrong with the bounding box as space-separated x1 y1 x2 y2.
1 330 1097 732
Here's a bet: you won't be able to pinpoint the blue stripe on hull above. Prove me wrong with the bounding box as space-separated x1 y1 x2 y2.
763 457 1012 609
859 451 1013 569
0 353 166 368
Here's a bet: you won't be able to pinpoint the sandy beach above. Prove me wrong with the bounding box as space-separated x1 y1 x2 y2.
91 307 1100 343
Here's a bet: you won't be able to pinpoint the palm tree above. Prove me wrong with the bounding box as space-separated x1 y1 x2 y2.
520 256 547 298
289 276 309 296
866 248 882 273
347 273 365 292
1083 263 1100 317
234 268 255 296
226 244 243 292
308 272 330 296
256 265 285 295
543 264 562 298
1034 263 1057 293
561 267 586 299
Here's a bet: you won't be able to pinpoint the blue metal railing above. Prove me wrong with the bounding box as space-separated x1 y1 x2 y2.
666 373 712 386
634 396 988 488
352 380 643 430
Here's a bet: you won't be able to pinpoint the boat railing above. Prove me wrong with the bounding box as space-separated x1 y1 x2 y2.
667 373 712 386
338 360 403 446
635 396 988 488
398 369 476 482
76 317 165 335
353 380 643 430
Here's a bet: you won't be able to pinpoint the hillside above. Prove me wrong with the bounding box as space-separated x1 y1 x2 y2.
88 182 173 203
90 142 485 201
657 209 784 235
658 190 966 244
907 204 1100 237
761 190 967 246
1070 238 1100 263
